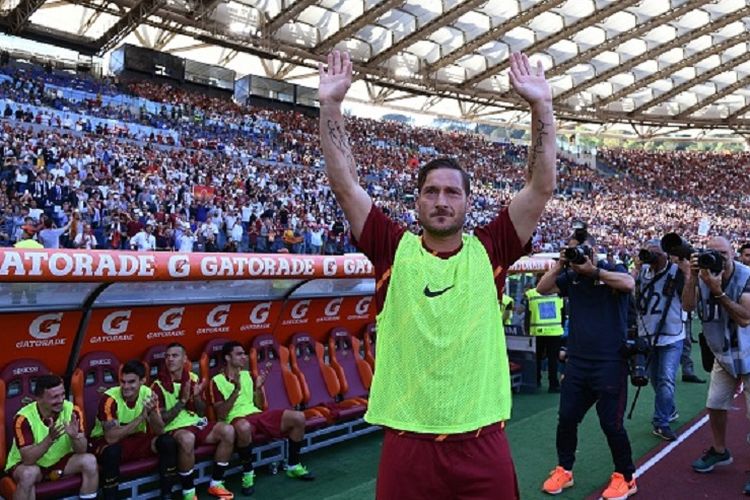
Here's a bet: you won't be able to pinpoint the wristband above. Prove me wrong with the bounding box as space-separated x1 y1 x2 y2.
593 268 601 281
713 292 727 299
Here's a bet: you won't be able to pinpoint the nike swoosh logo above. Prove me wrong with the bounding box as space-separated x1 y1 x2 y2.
424 285 454 298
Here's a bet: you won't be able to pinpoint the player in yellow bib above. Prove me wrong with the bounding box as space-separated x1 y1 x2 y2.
319 50 556 499
209 341 314 496
151 343 236 500
5 374 98 499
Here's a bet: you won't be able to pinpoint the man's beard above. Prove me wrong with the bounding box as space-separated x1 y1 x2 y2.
421 215 465 238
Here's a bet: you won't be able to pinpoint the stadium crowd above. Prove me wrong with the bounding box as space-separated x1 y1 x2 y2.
1 61 749 259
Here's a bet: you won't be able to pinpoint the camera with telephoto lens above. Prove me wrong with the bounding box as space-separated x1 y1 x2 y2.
660 233 725 274
638 248 656 264
620 335 650 387
564 245 593 265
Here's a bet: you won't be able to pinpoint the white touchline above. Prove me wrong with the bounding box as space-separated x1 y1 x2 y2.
634 413 710 478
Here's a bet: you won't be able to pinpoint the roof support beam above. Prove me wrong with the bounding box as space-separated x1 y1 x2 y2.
366 0 487 67
676 73 750 119
461 0 639 88
263 0 317 36
726 100 750 120
546 0 711 78
629 49 750 115
422 0 565 77
315 0 405 52
94 0 167 54
4 0 47 34
596 31 750 108
554 4 750 104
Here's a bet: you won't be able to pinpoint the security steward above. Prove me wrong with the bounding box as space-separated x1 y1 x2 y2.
525 286 565 392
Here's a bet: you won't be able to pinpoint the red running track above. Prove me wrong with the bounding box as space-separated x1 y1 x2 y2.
586 397 750 499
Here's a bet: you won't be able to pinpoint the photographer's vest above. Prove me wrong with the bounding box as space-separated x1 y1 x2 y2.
90 385 152 439
5 401 75 471
698 262 750 377
211 371 261 423
637 263 685 346
153 372 203 432
525 289 564 336
366 232 510 434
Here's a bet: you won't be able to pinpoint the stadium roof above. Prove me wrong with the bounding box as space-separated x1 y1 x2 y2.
3 0 750 134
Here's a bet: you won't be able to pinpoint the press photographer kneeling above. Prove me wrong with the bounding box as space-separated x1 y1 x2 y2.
677 235 750 495
538 229 638 500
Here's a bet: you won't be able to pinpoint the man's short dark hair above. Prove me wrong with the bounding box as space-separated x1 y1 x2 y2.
34 374 63 396
740 243 750 253
166 342 185 352
222 341 243 363
121 360 146 379
417 158 470 196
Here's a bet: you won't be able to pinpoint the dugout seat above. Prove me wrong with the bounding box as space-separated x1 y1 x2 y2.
328 328 373 405
70 351 120 434
362 323 376 371
289 333 366 422
249 335 326 431
0 359 82 499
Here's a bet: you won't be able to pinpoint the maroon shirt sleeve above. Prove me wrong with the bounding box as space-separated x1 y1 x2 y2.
97 395 118 422
13 414 34 448
351 205 407 312
474 208 532 300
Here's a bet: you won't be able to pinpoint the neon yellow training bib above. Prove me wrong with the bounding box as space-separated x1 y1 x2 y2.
365 232 511 433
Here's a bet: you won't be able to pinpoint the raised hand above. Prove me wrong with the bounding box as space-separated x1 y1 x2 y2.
47 422 65 442
508 52 551 105
256 362 272 389
192 379 207 399
64 414 81 438
319 50 353 106
143 393 158 415
179 379 192 404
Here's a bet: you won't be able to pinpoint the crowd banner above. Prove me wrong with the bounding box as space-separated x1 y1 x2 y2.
0 249 374 282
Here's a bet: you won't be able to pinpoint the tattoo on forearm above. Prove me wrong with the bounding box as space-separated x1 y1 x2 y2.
528 117 550 180
326 119 358 179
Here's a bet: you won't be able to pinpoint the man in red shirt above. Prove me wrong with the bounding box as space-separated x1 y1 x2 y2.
319 50 556 499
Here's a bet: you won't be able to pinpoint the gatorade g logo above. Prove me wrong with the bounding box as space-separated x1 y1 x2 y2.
102 311 131 335
167 255 190 278
325 298 344 317
207 305 231 327
290 300 311 320
158 307 185 331
29 313 63 340
250 302 272 324
354 297 372 315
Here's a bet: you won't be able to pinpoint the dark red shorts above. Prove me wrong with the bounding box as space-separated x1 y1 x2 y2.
172 422 215 445
32 454 71 481
91 433 156 460
232 409 285 440
376 422 519 500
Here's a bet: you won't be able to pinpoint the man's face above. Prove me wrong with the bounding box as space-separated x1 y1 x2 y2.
120 372 142 401
646 243 667 267
165 346 185 373
416 168 468 238
740 248 750 266
226 346 248 370
38 384 65 415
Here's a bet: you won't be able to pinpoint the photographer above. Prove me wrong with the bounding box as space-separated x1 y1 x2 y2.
537 233 637 500
635 240 691 441
682 237 750 495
